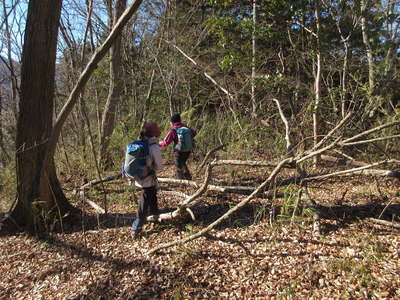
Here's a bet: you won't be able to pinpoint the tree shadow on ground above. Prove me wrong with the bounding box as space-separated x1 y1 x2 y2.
46 196 400 235
32 231 220 299
202 232 350 261
1 193 398 237
308 201 400 234
190 198 400 234
30 234 173 300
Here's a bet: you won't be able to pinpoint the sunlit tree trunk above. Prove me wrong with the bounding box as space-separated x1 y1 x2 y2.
251 0 257 119
100 0 127 169
361 0 375 113
7 0 144 232
383 0 399 78
313 2 322 167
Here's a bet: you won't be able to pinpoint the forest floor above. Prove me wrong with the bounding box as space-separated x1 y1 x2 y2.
1 160 400 299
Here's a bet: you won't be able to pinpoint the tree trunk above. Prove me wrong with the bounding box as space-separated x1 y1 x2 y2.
100 0 127 169
6 0 144 232
10 0 72 230
313 3 322 167
250 0 257 118
341 37 349 118
361 0 375 114
1 0 20 124
0 90 8 167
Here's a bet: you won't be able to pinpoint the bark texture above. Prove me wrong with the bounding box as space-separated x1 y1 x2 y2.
11 0 71 229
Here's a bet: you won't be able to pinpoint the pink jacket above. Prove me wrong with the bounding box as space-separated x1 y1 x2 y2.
159 122 197 150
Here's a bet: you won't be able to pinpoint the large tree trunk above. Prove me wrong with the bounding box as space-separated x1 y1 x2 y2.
10 0 72 230
5 0 144 232
100 0 127 169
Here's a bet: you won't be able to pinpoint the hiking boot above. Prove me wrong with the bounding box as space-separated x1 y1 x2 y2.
131 230 142 239
147 221 161 230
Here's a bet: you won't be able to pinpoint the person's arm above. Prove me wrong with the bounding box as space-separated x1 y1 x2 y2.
190 127 197 137
159 129 176 147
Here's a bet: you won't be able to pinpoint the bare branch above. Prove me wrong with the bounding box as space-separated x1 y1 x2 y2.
196 144 225 173
297 136 342 163
293 21 318 38
341 134 400 146
341 121 400 144
272 98 293 155
79 191 105 214
165 40 234 100
78 173 122 190
303 159 400 181
210 159 290 168
311 112 352 151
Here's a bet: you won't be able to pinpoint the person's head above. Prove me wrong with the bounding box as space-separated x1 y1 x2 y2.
142 121 161 138
170 113 181 124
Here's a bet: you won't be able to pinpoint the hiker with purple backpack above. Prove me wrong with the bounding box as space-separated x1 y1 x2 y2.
159 113 197 180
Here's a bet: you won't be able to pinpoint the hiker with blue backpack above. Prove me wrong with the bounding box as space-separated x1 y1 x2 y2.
123 121 163 238
159 113 196 180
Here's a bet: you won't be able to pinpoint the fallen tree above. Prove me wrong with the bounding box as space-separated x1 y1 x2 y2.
75 110 399 255
144 110 400 255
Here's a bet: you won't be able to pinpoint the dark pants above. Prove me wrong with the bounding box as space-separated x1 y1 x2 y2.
174 151 192 180
132 186 158 233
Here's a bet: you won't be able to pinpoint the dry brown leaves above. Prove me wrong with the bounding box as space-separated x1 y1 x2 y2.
1 165 399 299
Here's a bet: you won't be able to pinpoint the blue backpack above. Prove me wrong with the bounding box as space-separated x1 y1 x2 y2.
123 140 154 179
173 127 194 152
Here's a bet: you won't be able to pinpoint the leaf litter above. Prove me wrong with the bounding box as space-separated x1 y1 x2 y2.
1 166 400 299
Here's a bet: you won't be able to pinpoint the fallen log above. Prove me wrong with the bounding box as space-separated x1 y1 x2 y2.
77 188 106 214
79 173 122 190
321 155 400 179
80 193 106 214
147 165 212 222
76 158 398 201
159 190 190 200
210 159 293 168
85 199 105 214
157 177 260 194
367 218 400 229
